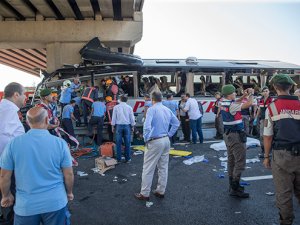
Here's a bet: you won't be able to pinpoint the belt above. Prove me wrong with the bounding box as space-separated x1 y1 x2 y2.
224 130 244 135
148 135 168 142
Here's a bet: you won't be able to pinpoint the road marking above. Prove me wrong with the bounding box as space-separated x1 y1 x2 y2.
241 175 273 181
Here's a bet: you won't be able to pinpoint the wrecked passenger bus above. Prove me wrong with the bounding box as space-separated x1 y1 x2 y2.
35 57 300 138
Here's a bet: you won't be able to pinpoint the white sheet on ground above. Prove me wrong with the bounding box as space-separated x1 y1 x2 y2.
210 137 260 151
183 155 205 165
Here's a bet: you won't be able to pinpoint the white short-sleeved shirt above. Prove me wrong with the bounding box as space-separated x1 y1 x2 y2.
0 99 24 156
263 108 274 136
184 98 201 120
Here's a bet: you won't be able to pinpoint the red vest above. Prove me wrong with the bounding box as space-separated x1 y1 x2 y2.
268 95 300 148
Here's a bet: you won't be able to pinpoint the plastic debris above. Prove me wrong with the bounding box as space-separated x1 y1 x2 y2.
266 192 275 196
210 138 260 151
133 150 143 156
146 201 154 208
219 157 228 161
218 174 225 178
91 168 100 173
245 166 251 169
114 176 118 179
183 155 205 165
113 179 118 182
77 171 88 176
202 159 209 163
173 156 181 158
130 173 137 177
221 162 228 170
246 158 260 163
100 173 105 176
235 212 241 214
240 182 250 186
212 169 218 172
183 155 193 159
122 178 127 182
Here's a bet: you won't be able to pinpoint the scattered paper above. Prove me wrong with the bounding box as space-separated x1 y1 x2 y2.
130 173 137 177
266 192 275 196
91 168 100 173
77 171 88 177
210 138 260 151
219 157 228 161
235 212 241 214
146 201 154 208
183 155 205 165
133 151 143 156
221 162 228 170
246 158 260 163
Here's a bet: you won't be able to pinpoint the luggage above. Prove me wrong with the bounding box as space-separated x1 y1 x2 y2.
99 142 115 157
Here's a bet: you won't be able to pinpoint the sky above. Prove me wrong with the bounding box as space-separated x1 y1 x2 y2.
1 0 300 91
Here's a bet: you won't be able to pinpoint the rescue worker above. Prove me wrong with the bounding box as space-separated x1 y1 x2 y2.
220 85 254 198
263 74 300 225
59 80 73 110
61 100 77 147
37 89 60 135
254 86 273 158
213 92 223 139
88 97 106 146
81 86 99 126
106 96 117 141
105 79 119 102
70 76 81 98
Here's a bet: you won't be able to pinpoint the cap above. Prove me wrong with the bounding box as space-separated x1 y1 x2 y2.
221 84 236 96
270 74 296 85
40 88 52 97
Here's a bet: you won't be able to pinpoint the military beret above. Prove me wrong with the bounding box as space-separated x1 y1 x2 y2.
222 84 236 96
270 74 296 85
40 88 52 97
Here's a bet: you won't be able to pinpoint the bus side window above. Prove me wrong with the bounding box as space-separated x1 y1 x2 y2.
194 74 221 96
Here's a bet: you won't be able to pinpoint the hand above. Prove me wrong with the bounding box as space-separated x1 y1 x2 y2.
67 193 74 201
131 127 134 132
112 127 115 133
263 158 271 169
1 193 14 207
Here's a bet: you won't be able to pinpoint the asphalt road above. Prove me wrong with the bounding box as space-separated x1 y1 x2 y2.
69 142 300 225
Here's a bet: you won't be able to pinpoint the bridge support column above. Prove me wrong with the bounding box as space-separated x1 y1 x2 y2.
46 42 84 73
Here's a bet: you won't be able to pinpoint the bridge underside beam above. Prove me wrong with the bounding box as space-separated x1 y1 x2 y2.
0 19 142 48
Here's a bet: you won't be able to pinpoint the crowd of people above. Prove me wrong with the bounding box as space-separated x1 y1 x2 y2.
0 73 299 225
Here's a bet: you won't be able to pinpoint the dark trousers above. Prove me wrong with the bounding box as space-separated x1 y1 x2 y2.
73 105 81 126
0 171 16 225
180 116 190 142
107 124 114 142
82 100 92 125
62 118 76 147
88 116 104 145
115 124 131 161
190 117 204 144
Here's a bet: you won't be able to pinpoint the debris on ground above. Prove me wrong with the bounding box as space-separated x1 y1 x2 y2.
246 158 260 163
240 182 250 186
77 171 88 176
183 155 206 165
235 211 241 214
146 201 154 208
266 192 275 196
133 150 143 156
210 138 260 151
94 157 118 174
218 174 225 178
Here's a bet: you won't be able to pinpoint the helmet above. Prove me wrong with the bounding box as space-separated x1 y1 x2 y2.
105 96 112 102
63 80 71 87
106 79 113 86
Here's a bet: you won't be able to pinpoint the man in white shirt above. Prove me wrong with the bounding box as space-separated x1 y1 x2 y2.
0 82 26 224
111 95 136 163
0 82 26 155
181 93 203 144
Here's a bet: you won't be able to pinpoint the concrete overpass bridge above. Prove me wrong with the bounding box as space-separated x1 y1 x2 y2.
0 0 144 76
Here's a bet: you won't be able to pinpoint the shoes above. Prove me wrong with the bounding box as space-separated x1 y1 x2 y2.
229 180 249 198
152 190 164 199
125 159 131 164
134 193 149 201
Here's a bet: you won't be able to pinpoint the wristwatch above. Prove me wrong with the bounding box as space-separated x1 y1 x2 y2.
264 155 270 159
